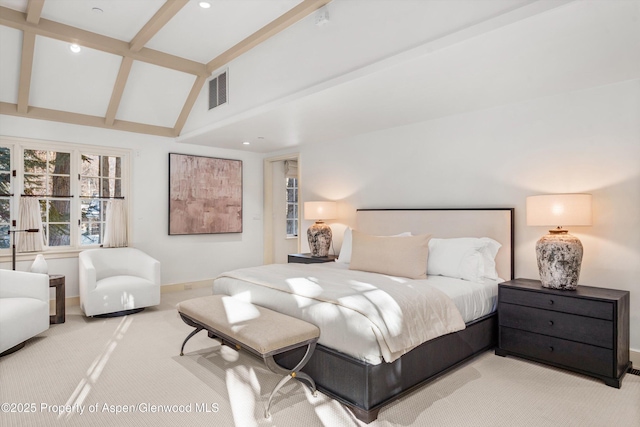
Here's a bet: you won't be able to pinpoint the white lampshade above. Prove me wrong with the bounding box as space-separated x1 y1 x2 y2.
304 201 337 221
526 194 592 227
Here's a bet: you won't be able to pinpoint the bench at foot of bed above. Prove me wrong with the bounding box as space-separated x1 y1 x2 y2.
176 295 320 418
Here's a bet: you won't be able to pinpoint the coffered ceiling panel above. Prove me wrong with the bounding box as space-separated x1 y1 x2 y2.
147 0 302 64
0 25 21 104
30 36 122 117
115 60 195 128
41 0 165 42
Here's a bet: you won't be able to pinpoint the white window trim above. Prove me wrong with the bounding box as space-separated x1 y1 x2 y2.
286 177 298 238
0 136 131 262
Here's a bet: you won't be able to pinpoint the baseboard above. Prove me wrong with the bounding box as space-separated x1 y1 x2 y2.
630 349 640 367
160 279 213 293
52 279 213 309
50 296 79 311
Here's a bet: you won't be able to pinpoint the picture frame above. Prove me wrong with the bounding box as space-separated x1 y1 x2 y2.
168 153 242 235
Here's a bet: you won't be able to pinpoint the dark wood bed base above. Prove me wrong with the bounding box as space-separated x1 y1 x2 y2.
275 312 497 423
273 207 513 423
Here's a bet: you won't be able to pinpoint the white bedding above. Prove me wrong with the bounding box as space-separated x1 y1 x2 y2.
213 262 499 365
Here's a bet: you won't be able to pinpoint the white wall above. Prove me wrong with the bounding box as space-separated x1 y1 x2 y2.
0 117 264 297
297 79 640 350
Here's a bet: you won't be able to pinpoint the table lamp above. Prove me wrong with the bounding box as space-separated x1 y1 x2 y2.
526 194 592 290
304 201 337 257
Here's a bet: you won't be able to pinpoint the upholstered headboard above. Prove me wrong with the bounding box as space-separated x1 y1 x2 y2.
355 208 514 280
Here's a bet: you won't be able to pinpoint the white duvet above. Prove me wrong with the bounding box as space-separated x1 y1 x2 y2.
213 263 467 363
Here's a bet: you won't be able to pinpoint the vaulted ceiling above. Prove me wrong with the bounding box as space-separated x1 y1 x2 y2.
0 0 327 137
1 1 639 153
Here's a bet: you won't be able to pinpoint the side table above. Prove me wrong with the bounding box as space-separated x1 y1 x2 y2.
288 253 338 264
49 274 65 324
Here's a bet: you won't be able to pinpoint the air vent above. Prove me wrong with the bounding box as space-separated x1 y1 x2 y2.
209 71 228 110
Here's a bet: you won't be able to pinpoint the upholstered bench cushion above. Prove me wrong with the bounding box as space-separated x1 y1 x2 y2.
177 295 319 356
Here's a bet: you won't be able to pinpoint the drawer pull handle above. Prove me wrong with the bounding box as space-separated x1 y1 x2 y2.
549 346 554 352
549 299 554 305
548 320 554 326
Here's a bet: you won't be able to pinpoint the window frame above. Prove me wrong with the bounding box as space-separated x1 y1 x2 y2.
0 145 12 251
0 136 131 261
285 176 298 238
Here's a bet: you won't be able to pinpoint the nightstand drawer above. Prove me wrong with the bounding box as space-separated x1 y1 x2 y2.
500 303 613 348
500 327 613 378
500 287 613 320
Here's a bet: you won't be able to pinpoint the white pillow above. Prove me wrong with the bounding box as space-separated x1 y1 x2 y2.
336 227 411 263
427 237 501 282
479 237 502 280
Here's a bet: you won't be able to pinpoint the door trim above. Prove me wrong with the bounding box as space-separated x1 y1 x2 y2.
263 153 300 264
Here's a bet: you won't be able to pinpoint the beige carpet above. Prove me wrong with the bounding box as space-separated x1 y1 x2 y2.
1 287 638 427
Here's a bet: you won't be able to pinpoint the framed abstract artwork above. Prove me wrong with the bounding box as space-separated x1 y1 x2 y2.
169 153 242 235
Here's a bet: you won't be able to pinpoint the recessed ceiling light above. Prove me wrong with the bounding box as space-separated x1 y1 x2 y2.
199 1 211 9
69 44 81 53
242 141 250 145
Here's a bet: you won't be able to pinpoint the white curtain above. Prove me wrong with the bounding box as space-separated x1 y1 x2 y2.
17 197 44 252
103 199 128 248
284 160 298 179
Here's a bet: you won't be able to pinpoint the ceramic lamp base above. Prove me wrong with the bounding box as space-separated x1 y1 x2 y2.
536 231 583 290
307 221 332 257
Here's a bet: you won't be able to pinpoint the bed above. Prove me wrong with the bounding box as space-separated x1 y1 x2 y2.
213 208 514 422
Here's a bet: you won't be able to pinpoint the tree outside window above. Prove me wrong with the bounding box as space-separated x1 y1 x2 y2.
23 150 71 247
80 154 122 245
0 147 10 249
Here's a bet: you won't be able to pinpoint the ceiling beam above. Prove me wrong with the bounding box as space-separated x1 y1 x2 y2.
0 102 176 138
206 0 332 73
25 0 45 25
130 0 188 52
17 31 36 114
105 57 134 126
0 6 208 77
173 75 207 135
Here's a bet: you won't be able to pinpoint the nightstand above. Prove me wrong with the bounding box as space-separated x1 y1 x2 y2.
288 253 338 264
495 278 631 388
48 274 65 324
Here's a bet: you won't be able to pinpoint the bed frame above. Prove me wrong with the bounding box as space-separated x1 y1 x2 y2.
275 208 514 423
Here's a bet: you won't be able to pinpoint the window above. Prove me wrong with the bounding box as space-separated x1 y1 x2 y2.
0 146 10 249
80 154 123 245
23 149 72 247
286 177 298 236
0 137 129 255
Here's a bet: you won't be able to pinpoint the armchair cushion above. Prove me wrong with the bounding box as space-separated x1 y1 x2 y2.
0 270 49 354
79 248 161 316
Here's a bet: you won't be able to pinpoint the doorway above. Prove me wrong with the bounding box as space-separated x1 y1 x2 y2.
263 153 300 264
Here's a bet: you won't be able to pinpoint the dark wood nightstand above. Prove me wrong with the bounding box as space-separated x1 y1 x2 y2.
495 278 631 388
288 253 338 264
48 274 65 324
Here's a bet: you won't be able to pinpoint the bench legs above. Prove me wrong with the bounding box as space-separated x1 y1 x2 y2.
179 314 318 419
263 341 317 418
180 325 203 356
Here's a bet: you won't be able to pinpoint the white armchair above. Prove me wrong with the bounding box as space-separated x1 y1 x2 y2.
0 269 50 355
79 248 161 317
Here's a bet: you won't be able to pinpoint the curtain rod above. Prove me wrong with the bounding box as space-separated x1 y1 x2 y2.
82 196 125 200
21 194 74 198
